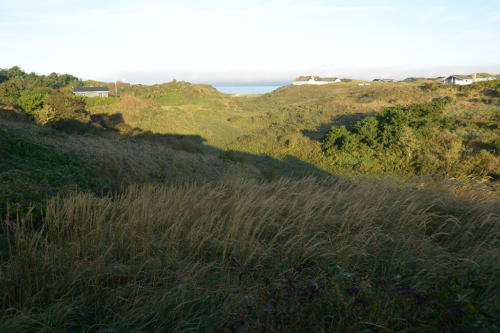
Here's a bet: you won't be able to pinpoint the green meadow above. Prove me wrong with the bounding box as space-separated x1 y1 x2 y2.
1 67 499 331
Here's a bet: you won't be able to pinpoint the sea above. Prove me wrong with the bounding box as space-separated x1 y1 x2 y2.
211 82 291 95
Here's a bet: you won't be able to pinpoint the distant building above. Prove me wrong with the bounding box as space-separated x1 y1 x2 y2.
293 76 341 85
443 73 496 85
373 78 395 83
73 86 109 97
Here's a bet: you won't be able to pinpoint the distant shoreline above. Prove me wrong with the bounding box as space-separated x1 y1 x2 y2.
212 82 291 94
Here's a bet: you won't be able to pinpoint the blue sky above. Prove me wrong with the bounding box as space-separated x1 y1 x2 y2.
1 0 499 83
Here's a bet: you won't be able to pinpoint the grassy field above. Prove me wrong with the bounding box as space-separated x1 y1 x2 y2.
1 177 499 331
1 69 499 331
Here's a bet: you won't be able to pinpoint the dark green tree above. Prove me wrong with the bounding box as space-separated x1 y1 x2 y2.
37 94 89 132
18 92 47 115
0 80 22 105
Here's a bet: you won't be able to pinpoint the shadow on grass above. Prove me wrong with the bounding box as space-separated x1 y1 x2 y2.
0 107 31 122
88 112 332 178
1 111 336 227
5 111 332 184
301 112 375 142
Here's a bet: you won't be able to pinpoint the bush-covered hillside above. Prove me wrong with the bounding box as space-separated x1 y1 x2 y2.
321 98 499 178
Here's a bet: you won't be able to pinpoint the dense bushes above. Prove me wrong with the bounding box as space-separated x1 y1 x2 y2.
0 80 22 105
0 66 80 91
323 99 451 153
35 94 90 132
78 95 117 108
17 92 46 115
0 66 82 118
321 98 499 178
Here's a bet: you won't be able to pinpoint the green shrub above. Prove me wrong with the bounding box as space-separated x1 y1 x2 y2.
320 100 474 176
18 92 46 115
322 125 359 155
471 79 500 88
0 80 22 105
422 82 439 91
467 150 500 179
219 150 245 162
78 96 117 108
354 117 379 147
35 94 90 133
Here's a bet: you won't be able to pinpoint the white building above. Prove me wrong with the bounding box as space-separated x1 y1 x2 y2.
443 74 496 85
293 76 341 85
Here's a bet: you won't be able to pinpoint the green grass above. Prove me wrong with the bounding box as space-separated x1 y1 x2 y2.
0 126 94 220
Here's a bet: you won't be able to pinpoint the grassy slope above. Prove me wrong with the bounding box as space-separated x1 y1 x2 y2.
89 82 268 147
85 81 499 177
2 178 498 331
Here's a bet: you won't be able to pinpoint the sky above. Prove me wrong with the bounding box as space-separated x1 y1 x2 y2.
1 0 499 84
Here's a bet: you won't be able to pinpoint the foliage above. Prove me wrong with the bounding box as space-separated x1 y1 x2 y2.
471 79 500 88
0 80 22 105
354 116 379 146
0 66 80 91
35 94 90 132
0 73 8 84
319 99 496 177
219 149 245 162
77 95 117 108
0 66 81 113
322 125 361 154
17 92 47 115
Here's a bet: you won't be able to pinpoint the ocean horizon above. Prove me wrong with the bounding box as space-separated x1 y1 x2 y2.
211 82 291 94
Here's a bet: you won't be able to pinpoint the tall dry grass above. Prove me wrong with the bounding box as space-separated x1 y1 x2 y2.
1 176 499 331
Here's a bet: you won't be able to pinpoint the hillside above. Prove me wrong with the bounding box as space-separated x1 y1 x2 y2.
75 78 500 179
1 66 499 331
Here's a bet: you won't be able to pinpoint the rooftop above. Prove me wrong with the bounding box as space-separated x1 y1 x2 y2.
448 73 495 80
73 86 110 92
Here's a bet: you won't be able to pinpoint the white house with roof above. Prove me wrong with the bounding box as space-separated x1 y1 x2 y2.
293 76 341 85
443 73 496 85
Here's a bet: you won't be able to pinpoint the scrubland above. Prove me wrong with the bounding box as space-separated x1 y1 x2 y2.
1 67 499 331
